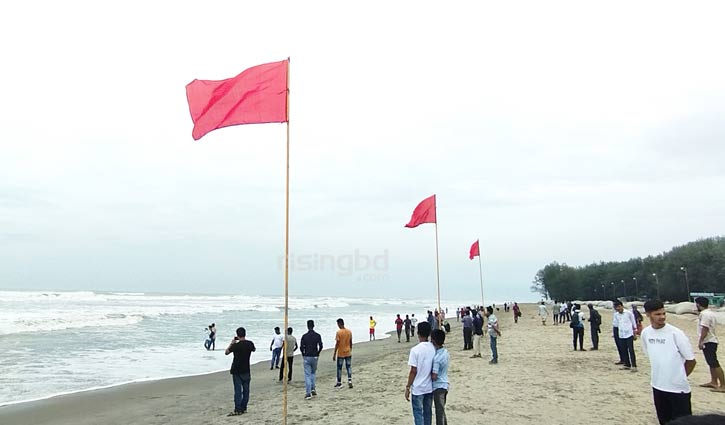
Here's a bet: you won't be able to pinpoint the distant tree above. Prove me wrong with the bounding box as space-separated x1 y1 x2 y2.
532 236 725 302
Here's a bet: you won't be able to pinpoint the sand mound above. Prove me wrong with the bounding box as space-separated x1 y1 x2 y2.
665 302 697 315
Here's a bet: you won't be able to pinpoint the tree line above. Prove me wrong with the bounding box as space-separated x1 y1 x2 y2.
531 236 725 302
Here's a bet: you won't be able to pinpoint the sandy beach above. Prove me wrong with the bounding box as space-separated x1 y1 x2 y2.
1 303 723 424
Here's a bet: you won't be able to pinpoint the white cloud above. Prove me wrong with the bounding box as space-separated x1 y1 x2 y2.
1 1 724 301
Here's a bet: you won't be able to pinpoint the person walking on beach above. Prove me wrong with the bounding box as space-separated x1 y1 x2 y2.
395 314 404 343
225 327 255 416
269 327 284 370
588 304 601 350
279 327 298 382
512 302 521 324
553 301 560 326
404 321 435 425
471 309 484 358
427 310 435 328
300 319 323 400
404 315 413 342
369 316 377 341
461 309 473 350
614 300 638 371
431 328 449 425
411 314 418 337
695 296 724 392
456 308 460 322
641 300 697 424
333 318 353 389
538 302 548 326
485 306 501 364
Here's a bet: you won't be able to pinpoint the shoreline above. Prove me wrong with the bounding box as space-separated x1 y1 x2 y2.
0 328 395 410
0 327 406 424
3 304 724 424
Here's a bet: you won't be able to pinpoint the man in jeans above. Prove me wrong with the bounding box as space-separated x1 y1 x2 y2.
224 327 256 416
485 306 500 364
300 319 323 400
269 327 283 370
614 300 638 372
405 321 435 425
431 328 449 425
333 318 353 389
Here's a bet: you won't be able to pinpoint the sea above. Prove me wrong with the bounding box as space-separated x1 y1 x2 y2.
0 290 475 406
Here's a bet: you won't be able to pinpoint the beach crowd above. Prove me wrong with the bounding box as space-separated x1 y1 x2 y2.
217 296 721 424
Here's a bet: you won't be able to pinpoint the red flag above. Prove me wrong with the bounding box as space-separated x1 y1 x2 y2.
186 60 288 140
469 240 480 260
404 195 437 228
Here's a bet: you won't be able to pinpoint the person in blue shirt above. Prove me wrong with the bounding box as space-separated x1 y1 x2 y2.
431 328 449 425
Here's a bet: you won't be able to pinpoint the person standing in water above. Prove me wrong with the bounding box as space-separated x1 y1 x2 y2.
369 316 377 341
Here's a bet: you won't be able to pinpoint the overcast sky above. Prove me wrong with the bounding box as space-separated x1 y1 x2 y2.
1 1 724 302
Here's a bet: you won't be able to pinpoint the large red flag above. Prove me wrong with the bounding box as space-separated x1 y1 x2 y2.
186 60 288 140
404 195 437 228
469 240 480 260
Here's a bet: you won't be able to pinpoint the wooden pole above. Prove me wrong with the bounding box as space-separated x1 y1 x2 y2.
477 241 484 307
282 57 290 425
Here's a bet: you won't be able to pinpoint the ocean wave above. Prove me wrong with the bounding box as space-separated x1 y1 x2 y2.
0 291 423 336
0 313 146 335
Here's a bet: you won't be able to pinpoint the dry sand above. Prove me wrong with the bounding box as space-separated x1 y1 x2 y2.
1 303 723 424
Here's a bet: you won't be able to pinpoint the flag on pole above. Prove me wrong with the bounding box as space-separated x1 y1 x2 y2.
404 195 437 228
469 240 480 260
185 60 288 140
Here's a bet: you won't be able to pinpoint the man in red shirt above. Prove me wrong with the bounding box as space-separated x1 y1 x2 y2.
395 314 404 343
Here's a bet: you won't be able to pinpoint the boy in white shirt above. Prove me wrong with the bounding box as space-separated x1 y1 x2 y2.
405 322 435 425
641 299 697 425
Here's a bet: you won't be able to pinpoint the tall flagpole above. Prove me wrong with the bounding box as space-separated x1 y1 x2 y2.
433 206 442 329
282 57 290 425
477 242 484 307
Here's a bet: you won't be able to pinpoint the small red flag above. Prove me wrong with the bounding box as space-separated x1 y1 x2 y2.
469 240 480 260
404 195 437 228
186 60 288 140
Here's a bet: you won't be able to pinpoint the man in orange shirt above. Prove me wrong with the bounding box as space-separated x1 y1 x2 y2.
333 318 353 389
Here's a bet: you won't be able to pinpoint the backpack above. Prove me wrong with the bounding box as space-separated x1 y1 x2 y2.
570 311 580 328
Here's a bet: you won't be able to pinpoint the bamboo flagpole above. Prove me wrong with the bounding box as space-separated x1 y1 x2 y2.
282 57 290 425
185 58 291 422
433 219 442 329
477 245 484 307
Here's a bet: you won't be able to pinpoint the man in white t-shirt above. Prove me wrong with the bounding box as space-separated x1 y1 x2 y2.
641 299 697 425
614 300 638 371
269 327 284 370
404 321 435 425
695 296 724 392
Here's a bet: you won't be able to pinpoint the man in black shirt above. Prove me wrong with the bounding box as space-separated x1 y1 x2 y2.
588 303 602 350
225 327 256 416
300 319 323 400
404 314 412 342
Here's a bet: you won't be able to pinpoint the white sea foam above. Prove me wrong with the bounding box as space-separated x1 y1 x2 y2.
0 289 462 406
